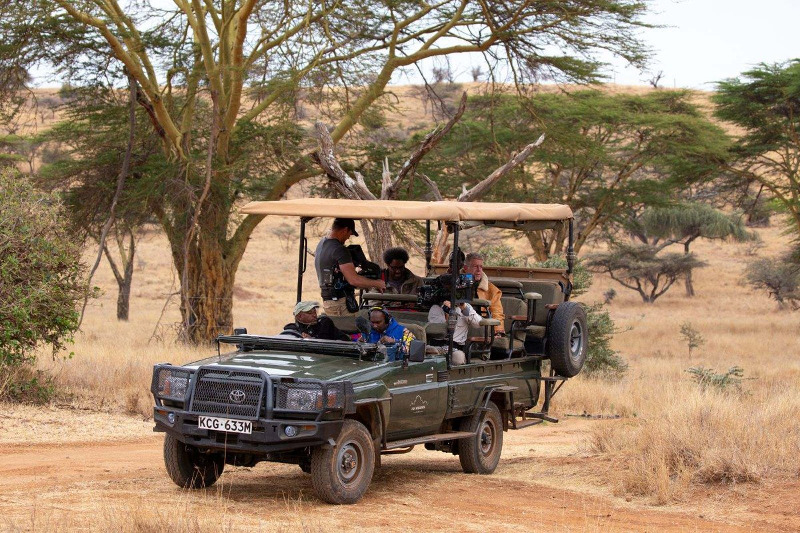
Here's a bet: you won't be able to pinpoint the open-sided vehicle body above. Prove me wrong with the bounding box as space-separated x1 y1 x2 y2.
151 199 587 504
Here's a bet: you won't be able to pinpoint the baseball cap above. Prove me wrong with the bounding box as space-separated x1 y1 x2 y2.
333 217 359 237
293 301 320 315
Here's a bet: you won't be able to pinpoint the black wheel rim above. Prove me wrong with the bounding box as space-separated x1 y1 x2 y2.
337 442 363 484
479 418 495 455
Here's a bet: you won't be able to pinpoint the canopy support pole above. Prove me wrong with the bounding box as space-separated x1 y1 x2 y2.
297 217 310 303
424 220 432 276
446 223 460 369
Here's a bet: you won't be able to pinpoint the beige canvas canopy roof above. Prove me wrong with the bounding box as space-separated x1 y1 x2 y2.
241 198 572 222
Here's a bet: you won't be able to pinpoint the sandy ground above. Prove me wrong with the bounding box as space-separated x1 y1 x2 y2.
0 406 797 532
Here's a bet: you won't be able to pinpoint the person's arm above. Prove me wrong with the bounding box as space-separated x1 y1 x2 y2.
340 262 386 291
460 303 483 327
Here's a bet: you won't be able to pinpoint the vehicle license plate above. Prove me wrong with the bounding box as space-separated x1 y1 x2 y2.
198 416 252 434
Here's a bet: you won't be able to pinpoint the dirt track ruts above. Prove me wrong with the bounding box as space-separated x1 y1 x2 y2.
2 420 797 532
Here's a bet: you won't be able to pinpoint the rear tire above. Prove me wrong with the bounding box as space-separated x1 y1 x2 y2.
459 401 503 474
310 419 375 504
163 434 225 489
546 301 587 377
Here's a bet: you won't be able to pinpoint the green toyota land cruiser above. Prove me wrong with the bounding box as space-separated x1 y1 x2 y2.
151 199 587 504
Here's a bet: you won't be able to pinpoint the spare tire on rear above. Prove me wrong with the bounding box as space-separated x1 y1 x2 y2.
546 301 587 377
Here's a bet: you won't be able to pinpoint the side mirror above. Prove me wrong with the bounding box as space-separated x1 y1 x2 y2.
408 340 426 363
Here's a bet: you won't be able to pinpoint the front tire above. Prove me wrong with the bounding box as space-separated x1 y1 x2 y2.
163 434 225 489
310 419 375 504
459 401 503 474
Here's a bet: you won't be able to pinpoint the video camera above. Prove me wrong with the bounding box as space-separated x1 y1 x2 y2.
417 273 474 308
331 245 381 312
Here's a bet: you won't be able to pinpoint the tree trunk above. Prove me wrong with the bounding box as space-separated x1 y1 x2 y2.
117 272 132 321
116 233 135 320
684 241 695 297
178 232 236 344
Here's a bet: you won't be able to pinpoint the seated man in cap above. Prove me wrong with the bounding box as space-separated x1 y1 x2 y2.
315 217 386 316
282 301 350 341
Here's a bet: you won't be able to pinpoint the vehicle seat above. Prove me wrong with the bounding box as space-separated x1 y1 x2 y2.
403 323 426 345
327 309 369 334
518 281 564 324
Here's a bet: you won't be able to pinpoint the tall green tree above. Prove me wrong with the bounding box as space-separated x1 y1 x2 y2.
30 0 651 343
414 90 730 260
714 60 800 245
635 203 755 296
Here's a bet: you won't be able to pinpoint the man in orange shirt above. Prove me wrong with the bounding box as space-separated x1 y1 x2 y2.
463 252 504 336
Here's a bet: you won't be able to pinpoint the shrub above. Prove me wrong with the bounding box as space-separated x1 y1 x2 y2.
744 257 800 309
534 255 592 297
0 169 88 402
582 303 627 379
482 243 528 267
686 366 747 393
679 321 705 358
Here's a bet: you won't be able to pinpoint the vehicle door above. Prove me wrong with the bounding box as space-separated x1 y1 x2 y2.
384 354 447 440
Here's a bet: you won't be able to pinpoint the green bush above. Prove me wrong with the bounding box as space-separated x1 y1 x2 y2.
583 303 627 379
686 366 748 393
534 255 592 297
482 244 528 267
0 169 87 402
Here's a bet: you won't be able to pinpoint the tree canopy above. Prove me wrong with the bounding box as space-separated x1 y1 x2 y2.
411 90 730 259
714 60 800 244
20 0 654 343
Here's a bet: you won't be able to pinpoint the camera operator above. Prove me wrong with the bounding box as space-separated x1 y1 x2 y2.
427 299 482 365
315 218 386 316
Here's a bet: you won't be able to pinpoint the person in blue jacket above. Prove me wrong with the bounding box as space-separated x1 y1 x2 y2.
365 307 415 362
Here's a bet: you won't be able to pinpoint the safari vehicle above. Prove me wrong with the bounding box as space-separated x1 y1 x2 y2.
151 199 587 504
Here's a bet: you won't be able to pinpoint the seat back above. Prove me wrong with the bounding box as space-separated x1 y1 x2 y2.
500 296 528 332
403 323 426 345
327 309 369 334
517 281 564 324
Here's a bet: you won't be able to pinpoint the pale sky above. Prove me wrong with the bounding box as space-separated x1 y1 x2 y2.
602 0 799 89
34 0 799 90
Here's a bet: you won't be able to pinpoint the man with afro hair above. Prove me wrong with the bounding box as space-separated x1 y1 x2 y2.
381 247 424 304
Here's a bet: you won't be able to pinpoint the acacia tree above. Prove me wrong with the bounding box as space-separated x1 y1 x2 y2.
586 243 706 304
414 90 730 260
714 61 800 243
38 0 650 343
636 203 755 296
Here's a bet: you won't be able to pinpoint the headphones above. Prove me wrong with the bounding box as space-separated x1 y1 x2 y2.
368 306 392 322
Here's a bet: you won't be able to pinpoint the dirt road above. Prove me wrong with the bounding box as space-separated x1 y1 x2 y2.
1 414 797 532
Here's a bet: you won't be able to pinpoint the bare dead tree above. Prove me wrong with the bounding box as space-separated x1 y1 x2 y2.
313 92 546 265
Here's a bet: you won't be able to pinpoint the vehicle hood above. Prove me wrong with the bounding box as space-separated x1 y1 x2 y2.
192 351 382 382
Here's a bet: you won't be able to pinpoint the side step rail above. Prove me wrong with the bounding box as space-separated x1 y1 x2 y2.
384 431 475 451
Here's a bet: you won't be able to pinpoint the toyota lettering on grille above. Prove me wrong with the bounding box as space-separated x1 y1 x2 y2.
229 389 246 404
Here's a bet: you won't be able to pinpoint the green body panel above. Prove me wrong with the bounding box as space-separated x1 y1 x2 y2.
190 350 541 437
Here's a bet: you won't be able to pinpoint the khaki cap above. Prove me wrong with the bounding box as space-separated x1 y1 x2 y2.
293 301 320 315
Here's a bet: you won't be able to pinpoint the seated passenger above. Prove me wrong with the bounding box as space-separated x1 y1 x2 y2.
428 300 482 365
381 247 424 304
282 301 350 341
463 252 505 336
364 307 415 362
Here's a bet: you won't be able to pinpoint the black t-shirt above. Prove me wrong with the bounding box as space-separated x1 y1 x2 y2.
282 316 350 341
315 237 353 299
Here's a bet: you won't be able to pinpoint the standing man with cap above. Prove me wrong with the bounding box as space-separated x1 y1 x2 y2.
315 218 385 316
282 301 350 341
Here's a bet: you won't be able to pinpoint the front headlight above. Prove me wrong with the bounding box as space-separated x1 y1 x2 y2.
284 385 323 411
277 382 346 411
154 367 191 402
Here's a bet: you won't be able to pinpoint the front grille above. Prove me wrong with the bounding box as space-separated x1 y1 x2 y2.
188 367 265 418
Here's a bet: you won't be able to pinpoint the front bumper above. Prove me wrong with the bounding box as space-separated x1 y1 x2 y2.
154 407 344 454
